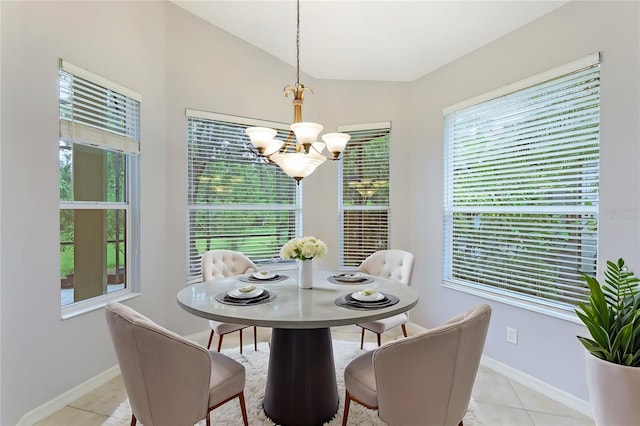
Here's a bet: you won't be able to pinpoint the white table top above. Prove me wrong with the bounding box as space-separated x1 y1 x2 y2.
177 270 419 329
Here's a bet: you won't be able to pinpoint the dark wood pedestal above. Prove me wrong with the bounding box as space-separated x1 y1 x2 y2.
263 328 339 426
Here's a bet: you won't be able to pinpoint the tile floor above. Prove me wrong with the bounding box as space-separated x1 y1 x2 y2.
35 324 595 426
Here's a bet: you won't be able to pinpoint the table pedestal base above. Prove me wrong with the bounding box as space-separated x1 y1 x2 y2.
264 328 339 426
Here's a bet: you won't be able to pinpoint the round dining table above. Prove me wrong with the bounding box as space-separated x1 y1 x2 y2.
176 269 419 426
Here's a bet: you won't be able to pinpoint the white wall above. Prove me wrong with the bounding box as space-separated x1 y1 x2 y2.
1 0 638 424
407 0 639 401
0 2 169 424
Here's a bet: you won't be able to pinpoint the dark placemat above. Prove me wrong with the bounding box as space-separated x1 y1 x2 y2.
238 274 289 283
327 274 374 285
335 292 399 310
216 289 276 306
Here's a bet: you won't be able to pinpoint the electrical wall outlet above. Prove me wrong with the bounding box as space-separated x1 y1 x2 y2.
506 327 518 344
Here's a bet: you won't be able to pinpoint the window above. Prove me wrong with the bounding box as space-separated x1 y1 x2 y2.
338 122 391 270
443 53 600 312
59 60 140 310
186 110 301 282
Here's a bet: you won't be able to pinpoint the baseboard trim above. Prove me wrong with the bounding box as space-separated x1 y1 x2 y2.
480 355 593 418
16 365 121 426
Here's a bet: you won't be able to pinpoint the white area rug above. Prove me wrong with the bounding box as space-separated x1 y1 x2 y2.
103 340 481 425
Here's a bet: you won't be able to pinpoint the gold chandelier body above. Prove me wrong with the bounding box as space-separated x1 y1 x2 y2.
245 0 350 183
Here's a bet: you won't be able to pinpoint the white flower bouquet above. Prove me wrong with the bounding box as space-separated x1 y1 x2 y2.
280 236 328 261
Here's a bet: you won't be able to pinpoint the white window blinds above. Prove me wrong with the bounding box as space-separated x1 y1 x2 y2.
186 110 301 281
338 122 391 270
443 54 600 311
59 60 140 154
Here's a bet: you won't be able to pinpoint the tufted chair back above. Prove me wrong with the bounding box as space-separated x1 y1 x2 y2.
358 250 415 285
201 250 257 282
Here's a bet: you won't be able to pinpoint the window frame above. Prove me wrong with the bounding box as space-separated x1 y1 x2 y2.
59 61 141 319
337 122 391 271
442 53 601 321
185 109 302 282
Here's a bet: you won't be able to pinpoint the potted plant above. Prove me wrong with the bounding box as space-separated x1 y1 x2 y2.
575 258 640 425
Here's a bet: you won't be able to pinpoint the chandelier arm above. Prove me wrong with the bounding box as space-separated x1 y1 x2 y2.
246 145 275 164
308 143 341 161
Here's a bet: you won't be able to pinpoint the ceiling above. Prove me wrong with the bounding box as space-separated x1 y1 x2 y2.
170 1 569 82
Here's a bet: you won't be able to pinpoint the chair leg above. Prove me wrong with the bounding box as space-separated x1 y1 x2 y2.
342 390 352 426
458 421 463 426
360 327 365 349
207 330 214 349
253 326 258 351
217 334 224 352
206 412 211 426
376 332 381 347
238 391 249 426
130 414 137 426
401 323 408 338
239 328 243 354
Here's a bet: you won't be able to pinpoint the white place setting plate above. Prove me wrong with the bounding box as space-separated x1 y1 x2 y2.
351 290 385 302
252 271 277 280
228 286 264 299
334 273 366 282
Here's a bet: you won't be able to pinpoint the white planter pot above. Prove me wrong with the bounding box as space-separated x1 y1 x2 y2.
585 350 640 425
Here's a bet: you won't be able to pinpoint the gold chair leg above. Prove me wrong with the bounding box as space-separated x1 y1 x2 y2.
207 330 215 349
360 328 365 349
342 390 352 426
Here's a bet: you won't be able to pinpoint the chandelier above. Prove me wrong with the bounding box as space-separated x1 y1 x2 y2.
245 0 350 184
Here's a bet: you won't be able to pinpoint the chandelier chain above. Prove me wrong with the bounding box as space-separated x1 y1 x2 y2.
296 0 300 85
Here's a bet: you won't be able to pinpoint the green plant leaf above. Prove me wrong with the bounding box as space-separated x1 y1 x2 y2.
575 258 640 365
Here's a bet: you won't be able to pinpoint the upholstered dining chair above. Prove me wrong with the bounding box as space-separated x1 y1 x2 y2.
202 249 258 353
356 249 415 348
342 304 492 426
105 302 249 426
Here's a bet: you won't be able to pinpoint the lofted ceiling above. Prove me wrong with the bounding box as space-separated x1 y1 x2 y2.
170 1 569 82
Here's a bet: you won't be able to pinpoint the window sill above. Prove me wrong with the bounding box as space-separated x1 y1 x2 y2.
441 280 582 324
61 290 141 320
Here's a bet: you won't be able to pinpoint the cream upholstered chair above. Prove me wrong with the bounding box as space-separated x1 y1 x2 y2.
356 249 415 348
105 302 248 426
202 249 258 353
342 304 492 426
